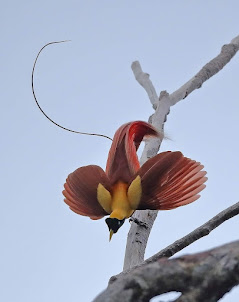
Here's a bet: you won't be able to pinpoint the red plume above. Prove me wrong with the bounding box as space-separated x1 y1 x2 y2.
63 121 207 221
105 121 161 184
63 165 110 220
138 151 207 210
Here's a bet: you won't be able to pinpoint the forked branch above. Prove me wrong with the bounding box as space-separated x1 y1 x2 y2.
124 34 239 270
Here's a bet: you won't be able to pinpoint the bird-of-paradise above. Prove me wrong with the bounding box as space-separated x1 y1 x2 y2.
63 121 207 240
31 43 207 241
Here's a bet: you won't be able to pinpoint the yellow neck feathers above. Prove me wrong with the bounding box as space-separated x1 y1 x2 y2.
97 176 142 220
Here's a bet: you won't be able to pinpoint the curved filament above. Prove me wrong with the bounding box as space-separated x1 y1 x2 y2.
31 41 112 141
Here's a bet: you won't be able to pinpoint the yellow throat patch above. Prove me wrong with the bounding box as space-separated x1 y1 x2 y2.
97 176 142 220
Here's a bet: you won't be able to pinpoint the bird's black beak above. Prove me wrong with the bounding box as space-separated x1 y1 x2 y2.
105 218 125 241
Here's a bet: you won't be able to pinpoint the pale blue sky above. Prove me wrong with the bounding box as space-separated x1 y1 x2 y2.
1 1 239 301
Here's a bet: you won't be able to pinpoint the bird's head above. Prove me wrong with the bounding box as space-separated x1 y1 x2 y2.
105 217 125 241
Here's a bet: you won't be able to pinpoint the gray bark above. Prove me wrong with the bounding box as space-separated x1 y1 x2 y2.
124 34 239 271
94 241 239 302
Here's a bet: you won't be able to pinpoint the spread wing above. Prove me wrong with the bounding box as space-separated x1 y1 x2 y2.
137 151 207 210
63 165 111 220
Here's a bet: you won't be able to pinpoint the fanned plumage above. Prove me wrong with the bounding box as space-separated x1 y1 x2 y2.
138 151 207 210
63 165 110 220
63 121 207 237
106 121 160 184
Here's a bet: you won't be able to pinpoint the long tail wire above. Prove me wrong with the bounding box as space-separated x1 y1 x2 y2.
31 41 112 141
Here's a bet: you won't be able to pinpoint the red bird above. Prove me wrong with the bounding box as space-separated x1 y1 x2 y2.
63 121 207 240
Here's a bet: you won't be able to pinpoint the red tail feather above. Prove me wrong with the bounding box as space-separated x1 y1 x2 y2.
106 121 161 184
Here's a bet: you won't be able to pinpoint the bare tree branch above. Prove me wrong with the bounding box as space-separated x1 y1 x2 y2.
123 34 239 270
114 201 239 283
123 91 167 271
170 35 239 105
94 241 239 302
131 61 159 109
146 201 239 263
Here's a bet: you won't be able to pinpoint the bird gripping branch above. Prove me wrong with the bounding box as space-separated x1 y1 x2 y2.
63 121 207 240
